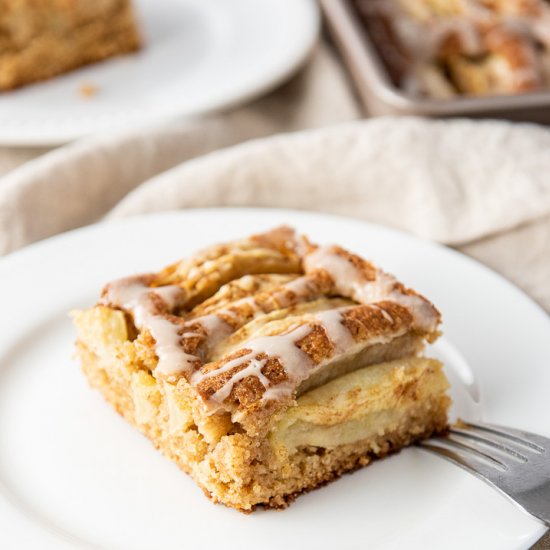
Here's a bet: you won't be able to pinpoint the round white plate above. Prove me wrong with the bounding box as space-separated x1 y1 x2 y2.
0 0 319 146
0 209 548 550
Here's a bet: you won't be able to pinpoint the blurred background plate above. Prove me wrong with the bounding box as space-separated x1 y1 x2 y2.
0 0 319 146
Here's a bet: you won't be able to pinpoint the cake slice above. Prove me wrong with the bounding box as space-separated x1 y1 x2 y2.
0 0 141 90
72 226 450 511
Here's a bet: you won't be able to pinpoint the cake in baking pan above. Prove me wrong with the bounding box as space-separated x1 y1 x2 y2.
356 0 550 97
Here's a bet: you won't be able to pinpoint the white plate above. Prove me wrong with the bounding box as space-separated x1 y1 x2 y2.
0 208 548 550
0 0 319 146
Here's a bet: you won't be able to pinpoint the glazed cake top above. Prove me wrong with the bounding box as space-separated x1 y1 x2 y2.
99 226 441 432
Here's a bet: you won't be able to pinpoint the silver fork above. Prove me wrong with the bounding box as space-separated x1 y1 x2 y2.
419 421 550 526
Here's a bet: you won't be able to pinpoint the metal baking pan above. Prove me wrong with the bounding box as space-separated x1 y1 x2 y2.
320 0 550 123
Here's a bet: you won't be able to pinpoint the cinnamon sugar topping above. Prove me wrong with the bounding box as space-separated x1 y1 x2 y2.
304 245 439 331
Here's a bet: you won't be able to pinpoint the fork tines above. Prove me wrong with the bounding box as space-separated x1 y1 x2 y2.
419 421 550 526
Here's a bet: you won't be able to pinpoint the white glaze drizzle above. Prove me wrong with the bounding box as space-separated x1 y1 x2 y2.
194 324 313 383
269 276 317 308
317 308 356 353
192 324 313 403
280 275 316 298
304 246 438 332
210 359 272 403
102 277 185 315
191 313 232 349
101 277 199 377
103 278 233 377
